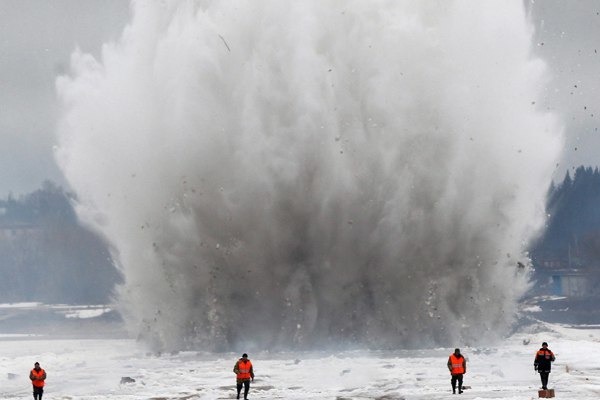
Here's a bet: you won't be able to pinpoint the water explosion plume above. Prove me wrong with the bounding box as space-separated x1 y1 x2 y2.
56 0 562 351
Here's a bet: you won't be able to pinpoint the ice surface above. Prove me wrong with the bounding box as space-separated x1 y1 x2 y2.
0 303 42 309
0 322 598 399
63 307 112 319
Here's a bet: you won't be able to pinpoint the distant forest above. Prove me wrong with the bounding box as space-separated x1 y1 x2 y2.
531 166 600 270
0 181 120 304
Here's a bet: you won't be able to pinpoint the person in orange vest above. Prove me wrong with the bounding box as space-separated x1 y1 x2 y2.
447 348 466 394
233 353 254 400
534 341 555 390
29 362 46 400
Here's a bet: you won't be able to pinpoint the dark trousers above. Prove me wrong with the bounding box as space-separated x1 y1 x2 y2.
33 386 43 400
451 374 463 393
539 371 550 389
236 379 250 399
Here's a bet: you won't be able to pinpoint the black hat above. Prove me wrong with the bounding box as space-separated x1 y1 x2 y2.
542 342 548 346
242 353 248 358
34 362 40 366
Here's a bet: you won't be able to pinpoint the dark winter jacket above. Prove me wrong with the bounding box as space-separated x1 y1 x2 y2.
534 348 555 372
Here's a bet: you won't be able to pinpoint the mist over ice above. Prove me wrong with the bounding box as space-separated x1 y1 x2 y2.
56 0 563 351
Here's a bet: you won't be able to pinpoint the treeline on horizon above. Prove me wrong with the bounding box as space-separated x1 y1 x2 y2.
531 166 600 271
0 181 121 304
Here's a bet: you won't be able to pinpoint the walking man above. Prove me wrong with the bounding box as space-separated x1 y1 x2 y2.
29 362 46 400
448 348 466 394
233 353 254 400
534 341 555 390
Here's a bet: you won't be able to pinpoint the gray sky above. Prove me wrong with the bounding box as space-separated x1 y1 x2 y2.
0 0 598 195
528 0 600 178
0 0 130 195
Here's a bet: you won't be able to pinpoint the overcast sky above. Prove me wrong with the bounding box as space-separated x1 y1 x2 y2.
0 0 599 196
0 0 130 195
529 0 600 178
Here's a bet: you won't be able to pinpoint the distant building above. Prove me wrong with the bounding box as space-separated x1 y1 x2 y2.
534 253 591 297
548 270 589 297
540 259 565 269
0 222 41 239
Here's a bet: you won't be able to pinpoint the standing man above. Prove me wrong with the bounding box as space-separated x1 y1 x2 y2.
447 348 466 394
534 341 555 390
29 362 46 400
233 353 254 400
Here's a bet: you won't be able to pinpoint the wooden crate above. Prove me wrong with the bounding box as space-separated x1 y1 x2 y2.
538 388 555 398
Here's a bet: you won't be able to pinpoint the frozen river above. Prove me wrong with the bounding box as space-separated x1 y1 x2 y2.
0 315 598 399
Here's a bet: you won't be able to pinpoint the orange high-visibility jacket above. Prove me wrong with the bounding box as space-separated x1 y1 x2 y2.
234 359 253 380
449 354 465 375
30 369 46 387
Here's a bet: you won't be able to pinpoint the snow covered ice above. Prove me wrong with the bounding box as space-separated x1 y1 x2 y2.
0 309 599 399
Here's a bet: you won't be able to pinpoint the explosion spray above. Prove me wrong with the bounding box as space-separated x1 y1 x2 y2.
57 0 562 351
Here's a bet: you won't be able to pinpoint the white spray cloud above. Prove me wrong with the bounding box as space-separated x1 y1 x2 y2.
56 0 562 351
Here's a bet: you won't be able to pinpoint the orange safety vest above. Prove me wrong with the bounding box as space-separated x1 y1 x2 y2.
31 369 45 387
236 360 253 380
536 349 554 359
449 354 465 375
